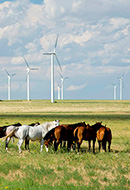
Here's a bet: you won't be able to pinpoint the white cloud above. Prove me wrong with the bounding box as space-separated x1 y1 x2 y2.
67 84 86 91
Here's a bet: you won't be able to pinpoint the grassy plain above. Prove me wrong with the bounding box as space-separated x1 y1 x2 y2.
0 100 130 190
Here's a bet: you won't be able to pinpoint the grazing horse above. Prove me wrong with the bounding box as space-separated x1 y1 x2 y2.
5 120 60 153
73 124 96 153
96 126 112 152
0 123 22 138
5 122 40 150
44 122 86 152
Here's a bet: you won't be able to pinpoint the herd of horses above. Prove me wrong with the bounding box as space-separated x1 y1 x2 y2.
0 120 112 154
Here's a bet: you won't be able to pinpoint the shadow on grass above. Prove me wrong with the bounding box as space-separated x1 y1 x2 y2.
0 113 130 122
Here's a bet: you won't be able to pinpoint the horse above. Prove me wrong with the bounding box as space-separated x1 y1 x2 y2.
0 123 22 138
5 120 60 153
5 122 40 150
44 122 86 152
73 124 96 153
96 126 112 152
84 122 104 150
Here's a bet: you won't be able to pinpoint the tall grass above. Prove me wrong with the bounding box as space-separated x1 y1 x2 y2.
0 100 130 189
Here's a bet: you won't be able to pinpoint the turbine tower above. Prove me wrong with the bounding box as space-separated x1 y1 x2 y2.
112 83 117 100
43 34 62 103
23 57 38 101
5 69 16 100
118 74 124 100
57 83 61 100
59 73 69 100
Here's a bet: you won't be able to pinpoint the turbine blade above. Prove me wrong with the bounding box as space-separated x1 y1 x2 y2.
59 71 63 79
4 69 10 76
11 73 16 77
43 53 52 55
23 57 30 68
64 77 69 80
55 54 62 72
30 68 39 71
54 34 59 50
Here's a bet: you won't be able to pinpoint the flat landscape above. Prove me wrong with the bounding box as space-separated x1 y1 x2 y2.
0 100 130 190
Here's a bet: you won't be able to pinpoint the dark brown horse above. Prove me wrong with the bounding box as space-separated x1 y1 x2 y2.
96 126 112 152
73 124 96 153
44 122 86 152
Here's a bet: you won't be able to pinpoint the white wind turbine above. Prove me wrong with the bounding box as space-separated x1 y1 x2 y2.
112 83 117 100
43 34 62 103
23 57 38 101
5 69 16 100
59 72 69 100
118 73 124 100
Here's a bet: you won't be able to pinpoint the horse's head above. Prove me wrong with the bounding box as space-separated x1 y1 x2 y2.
54 120 60 127
92 122 103 131
86 123 90 128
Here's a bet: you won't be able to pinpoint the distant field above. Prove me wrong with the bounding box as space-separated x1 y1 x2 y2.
0 100 130 190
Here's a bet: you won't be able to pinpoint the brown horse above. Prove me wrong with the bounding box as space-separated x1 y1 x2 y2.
44 122 86 152
96 126 112 152
73 124 96 153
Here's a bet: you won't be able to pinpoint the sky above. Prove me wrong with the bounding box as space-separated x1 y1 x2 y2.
0 0 130 101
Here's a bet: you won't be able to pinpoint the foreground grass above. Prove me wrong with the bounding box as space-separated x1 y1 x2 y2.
0 100 130 190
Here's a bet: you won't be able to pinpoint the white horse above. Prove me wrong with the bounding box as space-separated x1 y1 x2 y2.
5 122 40 150
5 120 60 153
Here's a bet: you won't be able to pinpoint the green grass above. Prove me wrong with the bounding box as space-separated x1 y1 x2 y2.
0 100 130 190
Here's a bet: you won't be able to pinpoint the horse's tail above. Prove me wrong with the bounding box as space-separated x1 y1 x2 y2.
97 127 106 141
4 127 18 140
73 127 79 140
106 127 112 143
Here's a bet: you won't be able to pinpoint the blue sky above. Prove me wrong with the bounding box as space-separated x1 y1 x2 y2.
0 0 130 100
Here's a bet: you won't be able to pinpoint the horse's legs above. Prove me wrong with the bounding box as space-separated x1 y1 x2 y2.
67 140 73 152
108 142 111 152
12 137 14 144
17 139 24 153
25 137 29 150
93 140 96 154
63 141 66 147
102 140 106 152
77 139 82 152
88 141 91 151
5 137 11 150
54 140 59 151
98 141 101 152
40 139 44 152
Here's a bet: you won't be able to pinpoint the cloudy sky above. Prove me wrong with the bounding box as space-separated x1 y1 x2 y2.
0 0 130 101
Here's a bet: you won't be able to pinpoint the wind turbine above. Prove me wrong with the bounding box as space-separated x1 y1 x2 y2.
112 83 117 100
118 74 124 100
43 34 62 103
59 72 69 100
23 57 38 101
5 69 16 100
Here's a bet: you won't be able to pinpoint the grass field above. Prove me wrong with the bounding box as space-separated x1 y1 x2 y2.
0 100 130 190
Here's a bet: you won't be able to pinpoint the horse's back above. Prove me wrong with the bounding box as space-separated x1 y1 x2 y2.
15 125 29 139
54 125 68 141
28 126 42 140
